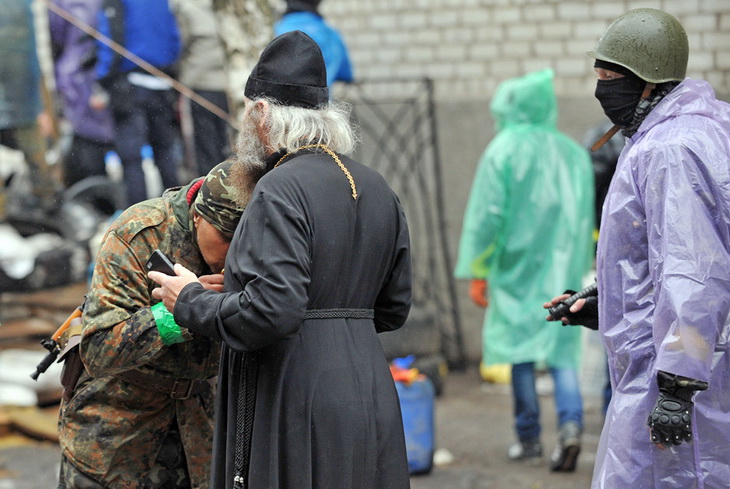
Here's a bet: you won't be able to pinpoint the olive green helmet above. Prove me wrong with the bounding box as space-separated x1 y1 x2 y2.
588 8 688 83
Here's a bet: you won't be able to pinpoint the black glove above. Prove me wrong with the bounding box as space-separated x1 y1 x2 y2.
548 283 599 330
647 370 708 446
562 295 598 330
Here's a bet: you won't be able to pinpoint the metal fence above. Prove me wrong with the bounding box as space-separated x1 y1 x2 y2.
334 78 466 369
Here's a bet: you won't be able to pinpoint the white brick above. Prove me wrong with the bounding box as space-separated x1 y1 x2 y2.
368 14 398 31
575 21 611 40
372 46 401 65
566 38 597 57
493 7 522 24
468 43 500 61
556 3 592 21
399 12 428 30
323 0 727 99
523 4 557 22
425 62 457 79
404 46 436 63
703 32 730 51
702 71 722 88
520 59 555 75
506 24 539 41
412 30 441 46
475 25 506 43
659 1 702 16
701 1 729 14
716 52 730 70
590 3 627 21
534 41 565 58
396 64 424 79
336 18 362 33
500 41 532 58
688 52 715 71
351 32 381 50
360 65 394 81
488 59 522 78
681 14 718 32
556 58 592 77
436 44 468 61
539 21 573 40
627 0 662 12
458 8 492 26
430 10 460 27
687 33 702 52
720 13 730 30
442 27 478 45
383 31 411 47
456 61 489 78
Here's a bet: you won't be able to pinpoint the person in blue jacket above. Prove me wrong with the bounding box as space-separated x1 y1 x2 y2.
92 0 182 207
274 0 354 88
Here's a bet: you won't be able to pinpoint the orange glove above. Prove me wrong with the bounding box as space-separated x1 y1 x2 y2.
469 279 489 308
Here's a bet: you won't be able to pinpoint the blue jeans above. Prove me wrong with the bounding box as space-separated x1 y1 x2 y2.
112 84 181 206
511 362 583 442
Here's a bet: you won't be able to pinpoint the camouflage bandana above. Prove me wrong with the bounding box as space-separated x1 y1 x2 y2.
192 161 245 238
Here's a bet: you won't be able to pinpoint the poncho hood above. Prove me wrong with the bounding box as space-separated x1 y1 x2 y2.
490 68 558 130
632 78 730 141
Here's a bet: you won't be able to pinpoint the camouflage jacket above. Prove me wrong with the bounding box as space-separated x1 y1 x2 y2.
58 181 219 489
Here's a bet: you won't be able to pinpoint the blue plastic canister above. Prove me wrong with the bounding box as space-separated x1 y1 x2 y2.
395 376 435 474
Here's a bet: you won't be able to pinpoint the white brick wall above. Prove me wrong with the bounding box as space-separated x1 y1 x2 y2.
322 0 730 101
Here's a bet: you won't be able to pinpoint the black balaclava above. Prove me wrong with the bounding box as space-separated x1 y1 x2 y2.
244 30 329 108
593 59 646 128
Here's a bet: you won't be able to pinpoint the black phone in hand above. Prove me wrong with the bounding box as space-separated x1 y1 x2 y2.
146 249 176 276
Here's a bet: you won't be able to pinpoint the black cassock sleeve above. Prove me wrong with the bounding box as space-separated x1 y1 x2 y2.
174 188 311 352
373 200 412 333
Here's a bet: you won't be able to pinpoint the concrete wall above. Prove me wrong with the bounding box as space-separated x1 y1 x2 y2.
323 0 730 363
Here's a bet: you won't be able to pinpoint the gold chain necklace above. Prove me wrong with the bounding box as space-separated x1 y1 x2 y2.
274 144 358 200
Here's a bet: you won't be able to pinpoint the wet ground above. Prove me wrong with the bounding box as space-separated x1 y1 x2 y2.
0 365 603 489
1 282 604 488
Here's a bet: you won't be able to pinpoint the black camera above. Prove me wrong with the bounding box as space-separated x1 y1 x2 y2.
548 282 598 319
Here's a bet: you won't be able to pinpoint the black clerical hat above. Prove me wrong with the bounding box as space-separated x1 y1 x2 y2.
244 31 329 108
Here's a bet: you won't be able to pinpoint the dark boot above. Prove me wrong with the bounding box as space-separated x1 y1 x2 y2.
550 421 581 472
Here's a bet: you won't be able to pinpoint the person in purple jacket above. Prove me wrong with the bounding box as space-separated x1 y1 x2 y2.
49 0 115 187
548 8 730 488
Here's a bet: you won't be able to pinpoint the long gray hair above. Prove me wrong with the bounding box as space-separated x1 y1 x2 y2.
251 97 359 156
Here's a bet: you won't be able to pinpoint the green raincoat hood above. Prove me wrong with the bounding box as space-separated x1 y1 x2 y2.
490 69 557 131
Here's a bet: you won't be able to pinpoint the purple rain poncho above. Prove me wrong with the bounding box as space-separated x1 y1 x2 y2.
594 79 730 488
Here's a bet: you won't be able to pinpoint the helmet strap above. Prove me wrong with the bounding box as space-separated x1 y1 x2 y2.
591 81 655 152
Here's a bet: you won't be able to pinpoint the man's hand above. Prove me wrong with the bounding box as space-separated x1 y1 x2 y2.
543 293 588 323
469 279 489 308
543 288 598 330
199 273 225 292
150 264 200 313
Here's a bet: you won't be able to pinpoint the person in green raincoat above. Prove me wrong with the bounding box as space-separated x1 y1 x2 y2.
454 68 594 472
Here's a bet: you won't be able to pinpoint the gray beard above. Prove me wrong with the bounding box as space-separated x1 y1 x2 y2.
235 116 268 169
228 116 268 207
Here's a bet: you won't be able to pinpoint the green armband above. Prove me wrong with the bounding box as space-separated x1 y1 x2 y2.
151 302 184 346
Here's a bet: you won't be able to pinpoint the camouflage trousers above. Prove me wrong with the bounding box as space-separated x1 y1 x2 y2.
57 423 191 489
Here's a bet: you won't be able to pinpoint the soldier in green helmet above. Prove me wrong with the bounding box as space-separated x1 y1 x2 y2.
57 158 265 489
546 8 730 489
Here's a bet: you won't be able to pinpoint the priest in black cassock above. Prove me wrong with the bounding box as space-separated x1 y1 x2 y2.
150 30 413 489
